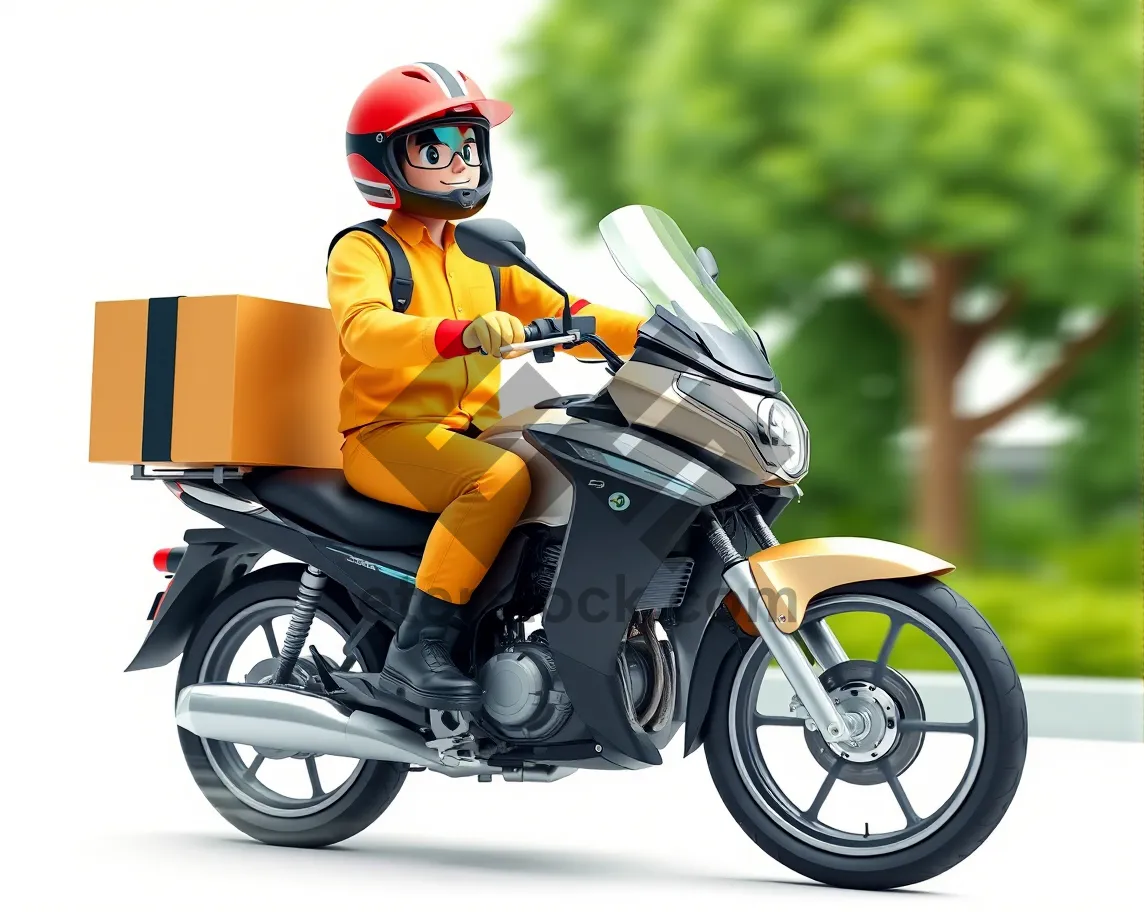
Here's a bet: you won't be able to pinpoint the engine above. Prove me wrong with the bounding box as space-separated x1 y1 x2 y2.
477 631 572 742
477 551 693 743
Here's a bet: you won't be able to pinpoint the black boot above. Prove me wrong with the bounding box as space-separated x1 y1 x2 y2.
379 590 483 710
444 612 468 652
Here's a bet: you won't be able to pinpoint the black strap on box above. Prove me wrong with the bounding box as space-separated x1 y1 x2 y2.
141 296 181 463
327 218 501 312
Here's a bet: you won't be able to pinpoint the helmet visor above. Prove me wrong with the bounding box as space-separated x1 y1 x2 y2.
402 123 485 170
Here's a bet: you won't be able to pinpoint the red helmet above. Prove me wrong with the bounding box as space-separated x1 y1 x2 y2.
345 63 513 219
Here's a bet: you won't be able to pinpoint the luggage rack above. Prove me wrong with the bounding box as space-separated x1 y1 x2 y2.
131 464 250 483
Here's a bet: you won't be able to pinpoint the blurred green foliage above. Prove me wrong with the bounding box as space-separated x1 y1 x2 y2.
1051 314 1143 522
510 0 1138 321
767 291 906 544
827 571 1142 679
972 474 1143 586
508 0 1142 675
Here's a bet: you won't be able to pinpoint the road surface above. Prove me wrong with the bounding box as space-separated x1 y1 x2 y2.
6 667 1140 910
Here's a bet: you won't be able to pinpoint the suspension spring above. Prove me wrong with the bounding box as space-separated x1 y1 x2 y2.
741 499 780 549
273 565 327 685
706 515 742 567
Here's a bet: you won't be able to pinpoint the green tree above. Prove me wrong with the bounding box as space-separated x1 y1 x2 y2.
509 0 1139 556
769 291 907 543
1052 315 1142 524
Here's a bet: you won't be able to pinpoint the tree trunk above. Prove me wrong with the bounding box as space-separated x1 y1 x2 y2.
913 344 971 558
864 256 1112 561
911 256 971 559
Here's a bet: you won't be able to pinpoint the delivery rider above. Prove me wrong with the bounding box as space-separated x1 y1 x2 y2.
327 62 645 710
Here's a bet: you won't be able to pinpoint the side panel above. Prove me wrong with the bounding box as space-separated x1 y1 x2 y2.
482 406 735 524
173 491 420 627
610 359 770 482
536 419 736 506
526 426 702 768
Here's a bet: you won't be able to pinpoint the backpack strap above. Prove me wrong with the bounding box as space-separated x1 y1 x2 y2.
327 218 414 313
489 265 501 309
328 219 501 313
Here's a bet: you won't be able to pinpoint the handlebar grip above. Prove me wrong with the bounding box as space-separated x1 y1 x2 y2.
521 315 596 345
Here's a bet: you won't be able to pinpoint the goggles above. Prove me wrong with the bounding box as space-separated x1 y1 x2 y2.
403 123 485 170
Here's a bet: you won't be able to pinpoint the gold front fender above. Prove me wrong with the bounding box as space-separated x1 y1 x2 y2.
728 537 955 635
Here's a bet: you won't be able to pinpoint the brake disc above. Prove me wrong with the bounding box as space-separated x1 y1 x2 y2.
803 659 926 786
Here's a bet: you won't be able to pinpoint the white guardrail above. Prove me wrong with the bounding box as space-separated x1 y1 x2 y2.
759 672 1143 742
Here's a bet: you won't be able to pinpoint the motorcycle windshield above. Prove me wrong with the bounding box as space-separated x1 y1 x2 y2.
599 205 770 379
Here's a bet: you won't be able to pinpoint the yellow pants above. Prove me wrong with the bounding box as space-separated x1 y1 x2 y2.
342 422 532 605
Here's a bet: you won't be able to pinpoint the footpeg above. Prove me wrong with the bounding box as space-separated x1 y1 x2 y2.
425 732 479 767
426 709 478 766
310 650 396 713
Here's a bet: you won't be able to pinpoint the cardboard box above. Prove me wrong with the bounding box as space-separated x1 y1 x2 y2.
89 295 342 468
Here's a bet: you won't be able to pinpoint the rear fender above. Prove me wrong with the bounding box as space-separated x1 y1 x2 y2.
125 529 266 671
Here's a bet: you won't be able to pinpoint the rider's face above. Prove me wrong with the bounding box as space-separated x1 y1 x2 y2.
400 123 481 195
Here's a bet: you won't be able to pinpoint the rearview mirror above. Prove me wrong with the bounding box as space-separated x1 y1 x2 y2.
454 219 529 268
696 246 719 282
456 217 575 332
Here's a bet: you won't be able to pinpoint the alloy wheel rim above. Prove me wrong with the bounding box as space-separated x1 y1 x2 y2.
197 597 368 818
728 594 987 856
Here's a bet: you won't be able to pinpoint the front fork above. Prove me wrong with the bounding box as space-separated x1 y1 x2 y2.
710 505 857 744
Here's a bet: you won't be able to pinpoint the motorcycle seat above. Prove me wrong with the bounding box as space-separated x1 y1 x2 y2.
243 468 437 550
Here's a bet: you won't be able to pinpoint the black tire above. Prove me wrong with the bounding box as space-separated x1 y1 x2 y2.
176 563 408 848
704 577 1027 890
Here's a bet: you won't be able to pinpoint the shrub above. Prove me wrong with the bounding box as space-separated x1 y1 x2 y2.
820 571 1142 679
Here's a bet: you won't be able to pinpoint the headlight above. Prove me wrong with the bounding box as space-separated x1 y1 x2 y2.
756 398 808 477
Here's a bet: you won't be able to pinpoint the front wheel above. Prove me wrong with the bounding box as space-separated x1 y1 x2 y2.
176 564 407 848
705 577 1027 890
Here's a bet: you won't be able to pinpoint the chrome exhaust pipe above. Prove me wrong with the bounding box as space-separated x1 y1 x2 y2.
175 683 485 776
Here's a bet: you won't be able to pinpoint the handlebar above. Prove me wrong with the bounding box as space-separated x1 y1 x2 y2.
499 315 597 355
499 333 579 355
523 321 545 344
489 314 624 371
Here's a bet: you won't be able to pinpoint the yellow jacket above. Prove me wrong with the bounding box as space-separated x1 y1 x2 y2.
327 211 645 435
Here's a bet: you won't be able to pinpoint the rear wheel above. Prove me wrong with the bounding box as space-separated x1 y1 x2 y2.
705 577 1027 889
176 564 407 847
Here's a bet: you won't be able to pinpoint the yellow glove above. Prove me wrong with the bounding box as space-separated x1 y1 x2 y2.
462 312 527 359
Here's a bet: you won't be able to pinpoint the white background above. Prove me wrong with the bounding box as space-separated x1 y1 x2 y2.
0 1 1138 908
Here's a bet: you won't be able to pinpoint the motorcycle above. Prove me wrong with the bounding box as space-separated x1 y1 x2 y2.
126 205 1027 890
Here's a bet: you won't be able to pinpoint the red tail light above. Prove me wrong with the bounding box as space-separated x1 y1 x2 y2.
153 546 186 573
